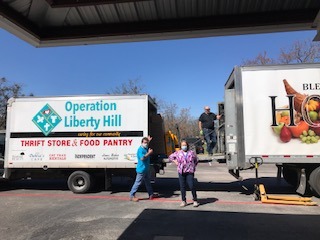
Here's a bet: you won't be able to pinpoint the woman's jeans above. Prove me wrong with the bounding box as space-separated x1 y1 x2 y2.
178 172 197 202
130 171 153 198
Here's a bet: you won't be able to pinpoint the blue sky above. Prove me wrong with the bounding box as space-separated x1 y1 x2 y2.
0 29 317 117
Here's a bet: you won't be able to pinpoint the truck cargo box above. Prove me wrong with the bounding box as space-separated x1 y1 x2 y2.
223 64 320 169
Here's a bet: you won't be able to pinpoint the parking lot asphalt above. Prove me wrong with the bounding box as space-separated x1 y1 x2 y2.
0 159 320 240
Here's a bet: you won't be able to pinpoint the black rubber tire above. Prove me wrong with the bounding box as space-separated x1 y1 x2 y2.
282 166 298 188
309 166 320 197
67 171 92 194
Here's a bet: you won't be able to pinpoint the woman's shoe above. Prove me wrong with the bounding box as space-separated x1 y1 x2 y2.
149 194 159 200
130 197 139 202
180 201 187 207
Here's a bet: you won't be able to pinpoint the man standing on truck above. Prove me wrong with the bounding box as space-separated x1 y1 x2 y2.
199 106 221 156
129 136 157 202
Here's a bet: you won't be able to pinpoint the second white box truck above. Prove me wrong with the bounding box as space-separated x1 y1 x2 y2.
216 63 320 196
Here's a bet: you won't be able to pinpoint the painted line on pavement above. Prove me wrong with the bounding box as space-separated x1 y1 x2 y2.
2 192 316 206
0 192 263 205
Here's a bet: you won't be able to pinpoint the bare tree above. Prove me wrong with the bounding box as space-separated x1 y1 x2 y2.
242 51 275 66
108 78 144 94
161 102 198 140
161 102 178 135
242 39 320 66
108 77 159 106
278 39 320 64
0 78 31 129
176 108 199 138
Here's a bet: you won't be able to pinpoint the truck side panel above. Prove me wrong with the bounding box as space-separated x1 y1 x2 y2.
5 95 149 170
240 65 320 164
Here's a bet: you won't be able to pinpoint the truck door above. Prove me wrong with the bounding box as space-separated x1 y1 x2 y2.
225 89 240 170
0 131 5 174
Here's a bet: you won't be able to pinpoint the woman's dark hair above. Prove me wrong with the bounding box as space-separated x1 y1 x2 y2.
180 139 189 150
141 137 149 143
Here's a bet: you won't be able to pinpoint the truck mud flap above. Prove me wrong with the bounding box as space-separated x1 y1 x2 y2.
296 168 307 195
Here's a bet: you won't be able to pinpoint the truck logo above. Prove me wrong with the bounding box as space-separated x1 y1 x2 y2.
32 104 62 136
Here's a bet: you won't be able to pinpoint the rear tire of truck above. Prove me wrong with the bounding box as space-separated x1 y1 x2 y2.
68 171 92 194
282 166 298 188
309 166 320 197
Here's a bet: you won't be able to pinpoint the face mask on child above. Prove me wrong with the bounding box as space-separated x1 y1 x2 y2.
181 146 188 151
142 143 148 148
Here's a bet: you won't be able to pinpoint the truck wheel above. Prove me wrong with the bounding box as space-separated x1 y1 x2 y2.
67 171 92 194
282 166 298 188
309 166 320 197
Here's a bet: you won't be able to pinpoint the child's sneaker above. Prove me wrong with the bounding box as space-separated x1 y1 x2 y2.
193 201 200 207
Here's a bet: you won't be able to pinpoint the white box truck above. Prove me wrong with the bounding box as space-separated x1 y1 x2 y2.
1 94 167 193
216 63 320 196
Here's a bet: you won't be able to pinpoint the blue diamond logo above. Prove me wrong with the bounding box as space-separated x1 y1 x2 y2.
32 104 62 136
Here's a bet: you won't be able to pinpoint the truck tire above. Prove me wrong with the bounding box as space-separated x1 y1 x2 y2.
67 171 92 194
282 166 298 188
309 166 320 197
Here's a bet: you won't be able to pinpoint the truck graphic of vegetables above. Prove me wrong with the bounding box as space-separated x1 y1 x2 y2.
272 80 320 144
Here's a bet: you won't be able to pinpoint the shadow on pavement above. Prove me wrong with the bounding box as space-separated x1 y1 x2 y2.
110 176 296 196
118 208 320 240
0 176 296 197
0 178 69 191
